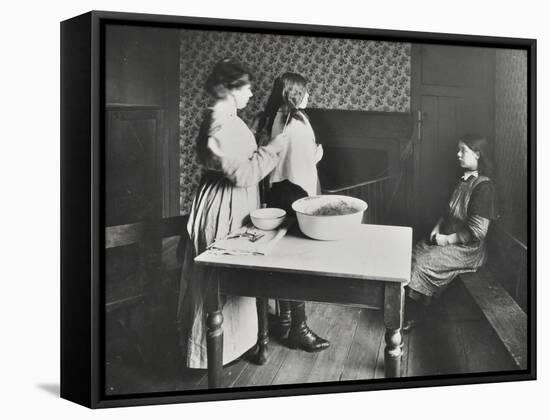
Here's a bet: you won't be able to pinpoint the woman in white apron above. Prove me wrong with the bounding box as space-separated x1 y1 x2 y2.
177 58 289 368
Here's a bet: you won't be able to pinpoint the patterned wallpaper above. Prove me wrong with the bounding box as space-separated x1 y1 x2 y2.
179 29 411 213
494 50 528 243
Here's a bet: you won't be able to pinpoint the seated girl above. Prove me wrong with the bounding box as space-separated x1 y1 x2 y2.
404 134 498 330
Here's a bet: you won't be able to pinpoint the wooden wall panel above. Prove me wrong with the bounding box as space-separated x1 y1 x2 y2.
494 50 528 244
105 24 181 217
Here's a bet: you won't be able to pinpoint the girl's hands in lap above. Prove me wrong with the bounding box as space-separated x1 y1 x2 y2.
434 233 450 246
429 227 440 243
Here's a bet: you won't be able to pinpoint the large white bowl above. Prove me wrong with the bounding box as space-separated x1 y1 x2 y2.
250 207 286 230
291 195 368 240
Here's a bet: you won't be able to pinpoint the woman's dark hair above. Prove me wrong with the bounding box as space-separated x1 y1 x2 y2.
257 72 309 136
204 58 253 99
459 133 493 176
196 58 252 163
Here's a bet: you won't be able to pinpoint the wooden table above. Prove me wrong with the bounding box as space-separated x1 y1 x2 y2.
195 224 412 388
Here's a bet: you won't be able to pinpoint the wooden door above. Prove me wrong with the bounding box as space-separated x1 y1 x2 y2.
105 105 164 226
411 44 495 238
104 105 165 394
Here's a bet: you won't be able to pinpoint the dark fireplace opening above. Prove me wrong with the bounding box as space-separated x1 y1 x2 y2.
306 108 413 225
317 146 389 191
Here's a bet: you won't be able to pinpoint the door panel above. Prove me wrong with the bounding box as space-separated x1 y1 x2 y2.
106 114 159 226
421 45 489 87
412 45 495 238
104 106 164 395
418 95 461 232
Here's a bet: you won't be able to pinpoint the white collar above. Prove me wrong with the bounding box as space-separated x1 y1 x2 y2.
461 170 479 181
211 98 237 119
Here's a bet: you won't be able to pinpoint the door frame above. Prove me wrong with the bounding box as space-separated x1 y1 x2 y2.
410 44 423 239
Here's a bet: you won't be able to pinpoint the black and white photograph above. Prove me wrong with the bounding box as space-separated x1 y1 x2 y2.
3 0 548 418
92 13 534 400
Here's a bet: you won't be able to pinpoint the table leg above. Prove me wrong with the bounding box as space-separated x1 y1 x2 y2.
206 280 223 388
256 298 269 365
383 283 405 378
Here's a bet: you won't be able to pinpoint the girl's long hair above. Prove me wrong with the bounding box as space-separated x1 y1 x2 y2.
459 134 494 177
257 72 309 138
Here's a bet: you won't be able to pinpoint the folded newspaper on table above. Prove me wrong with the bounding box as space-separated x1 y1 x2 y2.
206 219 292 256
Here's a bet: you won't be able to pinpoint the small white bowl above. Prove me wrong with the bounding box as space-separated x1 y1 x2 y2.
250 208 287 230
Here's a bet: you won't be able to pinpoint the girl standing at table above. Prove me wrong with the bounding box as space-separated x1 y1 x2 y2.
257 72 329 352
177 58 289 368
404 134 498 330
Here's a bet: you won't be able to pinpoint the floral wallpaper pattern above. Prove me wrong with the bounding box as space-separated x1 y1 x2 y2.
179 29 411 213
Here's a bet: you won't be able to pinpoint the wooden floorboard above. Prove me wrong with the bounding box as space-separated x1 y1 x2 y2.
403 305 452 378
105 292 524 394
271 303 334 385
194 353 254 390
340 308 384 381
400 326 411 377
432 290 470 375
307 304 360 383
432 316 469 375
232 340 289 388
175 369 207 392
373 317 389 379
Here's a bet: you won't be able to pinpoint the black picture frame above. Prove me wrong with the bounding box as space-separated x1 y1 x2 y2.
60 10 536 409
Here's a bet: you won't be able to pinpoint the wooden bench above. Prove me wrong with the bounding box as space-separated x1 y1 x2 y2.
459 223 528 370
104 215 188 374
